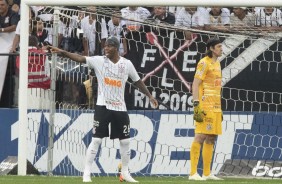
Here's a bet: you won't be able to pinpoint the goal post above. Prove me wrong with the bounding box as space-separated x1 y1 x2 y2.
18 0 282 177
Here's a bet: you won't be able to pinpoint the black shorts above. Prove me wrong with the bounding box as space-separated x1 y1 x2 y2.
92 105 130 139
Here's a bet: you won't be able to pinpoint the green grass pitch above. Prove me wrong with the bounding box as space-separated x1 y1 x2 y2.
0 176 282 184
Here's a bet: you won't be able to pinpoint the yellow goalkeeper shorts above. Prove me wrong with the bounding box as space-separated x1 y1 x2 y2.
194 111 222 135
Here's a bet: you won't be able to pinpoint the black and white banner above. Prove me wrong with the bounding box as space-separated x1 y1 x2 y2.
125 32 282 112
125 31 207 110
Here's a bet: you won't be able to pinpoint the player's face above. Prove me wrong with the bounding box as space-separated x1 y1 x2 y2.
104 44 118 59
211 7 221 16
265 7 274 14
233 8 244 16
154 6 166 16
212 43 223 57
0 0 8 14
112 16 120 26
36 21 43 32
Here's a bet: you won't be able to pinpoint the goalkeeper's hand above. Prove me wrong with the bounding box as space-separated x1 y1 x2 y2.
193 101 206 122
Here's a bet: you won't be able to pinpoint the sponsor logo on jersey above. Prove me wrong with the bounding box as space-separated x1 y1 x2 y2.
195 61 207 77
105 100 122 106
104 77 122 87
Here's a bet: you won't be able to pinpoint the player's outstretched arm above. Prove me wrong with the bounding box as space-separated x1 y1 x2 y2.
48 46 86 64
133 79 158 108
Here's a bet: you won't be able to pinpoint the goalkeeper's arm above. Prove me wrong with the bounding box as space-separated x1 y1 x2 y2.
192 78 202 102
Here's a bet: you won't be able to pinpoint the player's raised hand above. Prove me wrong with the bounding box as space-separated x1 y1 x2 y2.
46 45 86 63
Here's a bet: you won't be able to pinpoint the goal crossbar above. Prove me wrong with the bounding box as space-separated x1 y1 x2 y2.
22 0 282 6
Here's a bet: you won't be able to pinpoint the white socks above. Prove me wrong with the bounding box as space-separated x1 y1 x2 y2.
119 138 131 172
84 137 102 175
83 137 131 174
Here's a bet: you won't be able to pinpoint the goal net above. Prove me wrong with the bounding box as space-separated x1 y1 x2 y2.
17 4 282 179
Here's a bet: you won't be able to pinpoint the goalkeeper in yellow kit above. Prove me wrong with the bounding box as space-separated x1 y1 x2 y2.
189 37 223 181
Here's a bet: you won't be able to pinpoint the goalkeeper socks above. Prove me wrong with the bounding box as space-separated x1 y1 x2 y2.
202 142 214 176
120 138 131 172
190 141 201 175
84 137 102 174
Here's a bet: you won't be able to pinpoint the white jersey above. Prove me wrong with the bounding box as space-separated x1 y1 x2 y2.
15 20 20 35
255 8 282 27
120 7 151 31
207 8 230 25
37 13 54 44
58 21 73 38
107 20 125 55
86 56 140 111
175 7 209 27
81 16 108 55
230 12 256 27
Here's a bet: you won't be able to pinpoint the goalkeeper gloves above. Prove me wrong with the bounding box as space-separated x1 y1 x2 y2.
193 101 206 122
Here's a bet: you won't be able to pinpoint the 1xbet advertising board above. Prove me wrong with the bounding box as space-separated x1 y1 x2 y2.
0 109 281 176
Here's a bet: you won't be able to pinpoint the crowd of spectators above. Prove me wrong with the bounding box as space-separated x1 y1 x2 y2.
1 2 282 108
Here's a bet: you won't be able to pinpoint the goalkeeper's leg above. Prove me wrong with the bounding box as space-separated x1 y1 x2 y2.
83 137 102 182
202 141 214 176
189 134 207 181
190 141 201 176
202 135 223 180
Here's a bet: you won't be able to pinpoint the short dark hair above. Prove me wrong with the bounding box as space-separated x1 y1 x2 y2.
28 35 39 47
105 36 120 50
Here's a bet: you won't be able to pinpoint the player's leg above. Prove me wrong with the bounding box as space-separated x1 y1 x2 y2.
83 105 111 182
111 111 138 183
189 133 206 180
83 137 102 182
202 135 222 180
202 135 216 177
202 112 223 180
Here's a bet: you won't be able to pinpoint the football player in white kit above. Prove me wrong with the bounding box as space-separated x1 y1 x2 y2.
48 36 158 183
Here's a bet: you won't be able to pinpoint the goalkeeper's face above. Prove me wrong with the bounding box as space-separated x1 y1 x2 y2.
212 43 223 58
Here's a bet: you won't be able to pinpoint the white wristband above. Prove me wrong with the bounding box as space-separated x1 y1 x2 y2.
1 28 4 32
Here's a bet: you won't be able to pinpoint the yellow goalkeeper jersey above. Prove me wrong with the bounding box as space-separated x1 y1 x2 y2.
194 56 222 112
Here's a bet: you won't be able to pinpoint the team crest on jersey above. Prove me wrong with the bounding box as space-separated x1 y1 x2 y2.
206 124 212 131
118 63 125 74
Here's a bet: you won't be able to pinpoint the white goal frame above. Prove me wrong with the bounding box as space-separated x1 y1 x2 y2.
18 0 282 176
